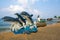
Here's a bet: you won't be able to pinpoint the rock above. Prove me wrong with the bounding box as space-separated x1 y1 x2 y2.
36 22 47 27
57 21 60 23
47 18 53 21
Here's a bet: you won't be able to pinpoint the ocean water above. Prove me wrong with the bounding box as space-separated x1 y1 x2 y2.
46 19 58 25
0 19 59 32
0 19 11 32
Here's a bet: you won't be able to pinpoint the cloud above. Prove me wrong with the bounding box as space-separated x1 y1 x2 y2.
17 0 39 4
28 9 42 18
17 0 48 4
0 4 42 18
0 0 48 13
9 5 25 12
0 0 44 18
42 0 48 2
17 0 28 5
0 5 25 14
16 0 39 7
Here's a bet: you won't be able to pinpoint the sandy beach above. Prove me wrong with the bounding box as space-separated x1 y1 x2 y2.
0 23 60 40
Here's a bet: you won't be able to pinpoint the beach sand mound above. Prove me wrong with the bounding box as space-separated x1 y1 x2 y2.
0 23 60 40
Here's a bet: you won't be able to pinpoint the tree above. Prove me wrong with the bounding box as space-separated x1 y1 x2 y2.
58 16 60 19
54 16 57 18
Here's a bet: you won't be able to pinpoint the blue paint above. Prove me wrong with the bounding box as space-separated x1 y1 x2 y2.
11 25 38 34
12 27 24 34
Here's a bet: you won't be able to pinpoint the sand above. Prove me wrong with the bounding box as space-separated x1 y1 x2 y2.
0 23 60 40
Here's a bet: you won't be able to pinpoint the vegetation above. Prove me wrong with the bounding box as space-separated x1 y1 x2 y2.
54 16 60 19
58 16 60 19
40 19 46 23
54 16 57 18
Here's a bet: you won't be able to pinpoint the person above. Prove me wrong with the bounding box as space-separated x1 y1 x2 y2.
37 15 41 22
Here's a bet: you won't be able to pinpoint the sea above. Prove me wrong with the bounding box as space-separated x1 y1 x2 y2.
0 19 59 33
0 19 11 32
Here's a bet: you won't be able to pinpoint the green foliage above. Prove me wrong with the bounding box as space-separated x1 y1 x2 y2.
54 16 57 18
58 16 60 19
40 19 46 23
54 16 60 19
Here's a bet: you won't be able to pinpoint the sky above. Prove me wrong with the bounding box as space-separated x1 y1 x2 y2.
0 0 60 19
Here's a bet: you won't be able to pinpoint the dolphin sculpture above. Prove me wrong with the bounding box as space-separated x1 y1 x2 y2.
2 16 24 32
20 11 38 33
20 11 33 17
2 12 38 34
2 16 23 26
15 13 26 25
20 11 34 25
